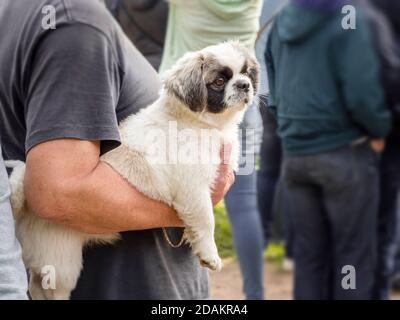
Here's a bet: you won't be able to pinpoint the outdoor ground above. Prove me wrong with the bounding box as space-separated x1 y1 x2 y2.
210 258 400 300
210 259 292 300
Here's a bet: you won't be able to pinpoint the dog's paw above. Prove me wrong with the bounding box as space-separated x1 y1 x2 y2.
198 253 222 272
192 239 222 271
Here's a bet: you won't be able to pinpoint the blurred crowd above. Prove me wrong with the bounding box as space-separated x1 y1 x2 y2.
105 0 400 300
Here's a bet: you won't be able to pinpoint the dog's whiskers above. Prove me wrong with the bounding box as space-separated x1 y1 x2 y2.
253 95 269 109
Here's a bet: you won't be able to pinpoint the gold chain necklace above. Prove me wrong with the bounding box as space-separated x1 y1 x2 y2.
162 228 185 248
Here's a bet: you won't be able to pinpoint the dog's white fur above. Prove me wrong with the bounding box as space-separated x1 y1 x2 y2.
7 42 259 300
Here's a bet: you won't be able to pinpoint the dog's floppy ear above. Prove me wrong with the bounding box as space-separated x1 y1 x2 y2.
163 51 207 112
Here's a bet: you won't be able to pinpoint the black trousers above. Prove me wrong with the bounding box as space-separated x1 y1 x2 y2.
283 142 379 300
374 141 400 299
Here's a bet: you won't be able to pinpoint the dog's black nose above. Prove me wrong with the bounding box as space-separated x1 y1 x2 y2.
236 80 250 91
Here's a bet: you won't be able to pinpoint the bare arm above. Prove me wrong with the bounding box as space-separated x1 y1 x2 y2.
25 139 234 234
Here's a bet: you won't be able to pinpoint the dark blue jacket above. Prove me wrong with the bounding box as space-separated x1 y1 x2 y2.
265 2 392 156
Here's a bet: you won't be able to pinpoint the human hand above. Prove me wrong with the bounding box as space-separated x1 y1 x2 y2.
211 144 235 206
370 139 386 153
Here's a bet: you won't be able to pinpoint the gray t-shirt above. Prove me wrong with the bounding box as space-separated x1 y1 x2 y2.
0 0 208 299
0 148 28 300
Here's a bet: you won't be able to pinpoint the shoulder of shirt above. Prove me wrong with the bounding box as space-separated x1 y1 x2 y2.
55 0 118 37
44 0 126 75
60 0 112 27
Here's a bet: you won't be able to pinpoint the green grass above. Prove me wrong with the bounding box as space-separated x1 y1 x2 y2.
214 201 235 258
214 201 285 262
265 242 285 263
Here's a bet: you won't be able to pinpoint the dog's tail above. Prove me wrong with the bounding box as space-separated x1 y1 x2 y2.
5 160 26 219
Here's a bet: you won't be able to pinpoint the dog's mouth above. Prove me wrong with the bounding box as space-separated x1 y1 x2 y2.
230 91 252 106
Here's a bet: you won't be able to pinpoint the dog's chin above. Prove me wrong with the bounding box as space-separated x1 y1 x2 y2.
226 94 253 110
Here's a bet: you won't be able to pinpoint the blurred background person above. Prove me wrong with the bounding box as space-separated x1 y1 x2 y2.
105 0 168 70
366 0 400 300
0 145 28 300
266 0 392 299
256 0 295 271
160 0 265 300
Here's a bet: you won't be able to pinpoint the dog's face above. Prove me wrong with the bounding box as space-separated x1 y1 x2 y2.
163 41 259 116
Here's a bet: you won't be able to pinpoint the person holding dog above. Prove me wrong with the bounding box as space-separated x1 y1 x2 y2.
0 0 234 299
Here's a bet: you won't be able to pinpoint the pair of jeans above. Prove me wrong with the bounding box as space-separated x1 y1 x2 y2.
224 103 264 300
373 141 400 299
283 142 379 300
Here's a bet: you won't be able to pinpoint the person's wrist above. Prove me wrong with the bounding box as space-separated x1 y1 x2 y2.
211 170 235 206
166 206 184 227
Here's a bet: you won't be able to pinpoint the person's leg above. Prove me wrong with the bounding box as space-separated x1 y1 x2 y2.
322 143 379 300
388 192 400 292
392 206 400 290
282 181 295 260
374 143 400 299
283 157 330 300
257 105 282 246
225 171 265 300
392 192 400 277
224 103 264 300
269 177 295 264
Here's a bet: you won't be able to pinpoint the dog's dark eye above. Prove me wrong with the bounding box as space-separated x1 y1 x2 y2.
214 77 225 87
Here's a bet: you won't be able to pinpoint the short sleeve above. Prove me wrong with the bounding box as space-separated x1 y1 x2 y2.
25 24 122 154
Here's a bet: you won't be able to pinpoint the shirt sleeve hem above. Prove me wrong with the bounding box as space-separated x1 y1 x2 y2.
25 126 121 155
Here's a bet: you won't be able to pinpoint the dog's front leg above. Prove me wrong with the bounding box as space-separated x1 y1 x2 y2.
173 191 222 271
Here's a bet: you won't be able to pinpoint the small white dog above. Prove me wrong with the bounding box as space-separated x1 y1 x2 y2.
7 41 259 300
